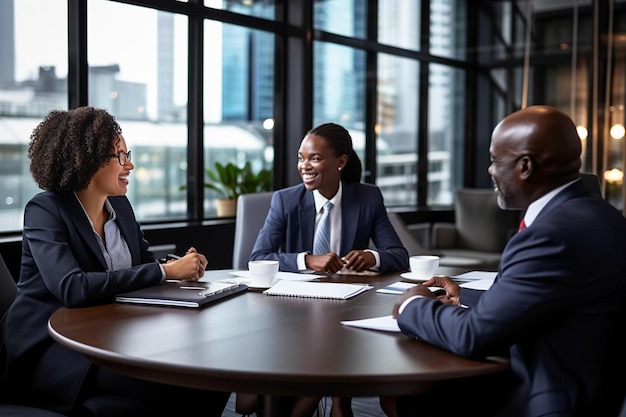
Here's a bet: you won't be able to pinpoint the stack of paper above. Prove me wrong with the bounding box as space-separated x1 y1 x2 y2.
263 280 373 300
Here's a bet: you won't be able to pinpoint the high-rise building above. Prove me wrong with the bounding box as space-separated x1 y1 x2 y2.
0 0 15 86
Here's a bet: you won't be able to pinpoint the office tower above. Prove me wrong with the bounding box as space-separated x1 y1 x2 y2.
0 0 15 86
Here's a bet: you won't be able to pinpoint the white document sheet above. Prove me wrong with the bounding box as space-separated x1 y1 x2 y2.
227 270 319 281
451 270 497 281
341 315 401 332
459 278 495 290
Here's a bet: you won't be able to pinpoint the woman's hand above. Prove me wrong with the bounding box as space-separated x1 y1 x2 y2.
162 247 208 281
305 253 344 274
341 250 376 272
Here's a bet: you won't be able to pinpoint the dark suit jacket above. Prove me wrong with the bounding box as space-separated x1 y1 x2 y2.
0 191 163 412
397 180 626 416
250 182 409 272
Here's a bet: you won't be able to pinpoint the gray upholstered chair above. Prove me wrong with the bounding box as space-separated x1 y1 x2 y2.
431 188 520 270
388 212 483 269
232 191 274 270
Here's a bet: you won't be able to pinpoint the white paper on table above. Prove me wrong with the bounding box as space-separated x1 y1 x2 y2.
340 315 401 332
451 270 497 281
227 271 319 281
459 278 495 291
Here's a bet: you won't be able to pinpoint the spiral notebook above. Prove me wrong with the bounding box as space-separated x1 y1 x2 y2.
263 280 373 300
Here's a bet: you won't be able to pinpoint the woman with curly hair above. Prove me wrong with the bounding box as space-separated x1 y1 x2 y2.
0 107 230 416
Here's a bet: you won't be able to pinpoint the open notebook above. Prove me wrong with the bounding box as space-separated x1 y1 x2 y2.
263 280 373 300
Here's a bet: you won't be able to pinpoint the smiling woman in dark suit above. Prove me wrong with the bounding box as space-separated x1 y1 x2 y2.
251 122 408 275
0 107 229 416
249 122 409 416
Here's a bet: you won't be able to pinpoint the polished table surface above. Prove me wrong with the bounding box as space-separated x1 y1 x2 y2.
48 268 507 397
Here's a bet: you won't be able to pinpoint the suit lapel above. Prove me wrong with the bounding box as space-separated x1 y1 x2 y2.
340 183 359 254
60 193 108 269
534 180 586 225
298 190 316 252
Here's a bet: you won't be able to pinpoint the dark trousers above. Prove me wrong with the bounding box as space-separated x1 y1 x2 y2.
77 365 230 417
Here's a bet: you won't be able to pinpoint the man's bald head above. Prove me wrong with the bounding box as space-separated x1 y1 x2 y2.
493 105 581 180
489 105 582 209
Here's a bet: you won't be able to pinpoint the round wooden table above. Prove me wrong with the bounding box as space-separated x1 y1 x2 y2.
48 269 507 402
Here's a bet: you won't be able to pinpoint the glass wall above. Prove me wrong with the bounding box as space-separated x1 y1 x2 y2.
203 22 275 214
0 0 67 231
88 0 189 221
0 0 475 233
9 1 619 234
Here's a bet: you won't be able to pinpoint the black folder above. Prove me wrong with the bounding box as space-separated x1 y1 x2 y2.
115 281 248 308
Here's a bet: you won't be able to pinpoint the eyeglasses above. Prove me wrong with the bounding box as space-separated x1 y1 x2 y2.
109 150 131 166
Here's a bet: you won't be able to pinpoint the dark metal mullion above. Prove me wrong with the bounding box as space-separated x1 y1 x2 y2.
416 0 431 208
363 1 378 184
187 0 204 222
67 0 88 109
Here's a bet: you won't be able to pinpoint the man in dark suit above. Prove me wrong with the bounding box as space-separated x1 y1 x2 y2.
390 105 626 417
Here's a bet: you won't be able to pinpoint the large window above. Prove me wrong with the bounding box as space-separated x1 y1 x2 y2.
428 64 465 205
0 0 67 231
203 22 275 215
0 0 500 235
376 54 419 206
88 0 189 221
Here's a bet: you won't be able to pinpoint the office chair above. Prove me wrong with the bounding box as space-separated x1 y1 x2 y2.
0 254 170 417
387 212 483 269
0 254 70 417
431 188 520 270
232 191 274 270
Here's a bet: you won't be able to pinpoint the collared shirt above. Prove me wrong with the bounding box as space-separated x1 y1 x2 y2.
521 178 579 227
74 193 132 271
297 182 380 271
399 178 581 314
312 184 343 255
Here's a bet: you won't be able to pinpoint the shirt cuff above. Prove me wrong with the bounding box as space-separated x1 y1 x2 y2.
364 249 380 270
297 252 309 271
398 295 425 314
158 263 166 281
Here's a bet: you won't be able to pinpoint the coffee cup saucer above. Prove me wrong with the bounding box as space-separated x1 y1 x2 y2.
400 272 432 282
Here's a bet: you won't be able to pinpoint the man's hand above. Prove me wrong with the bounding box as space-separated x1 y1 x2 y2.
391 275 461 318
422 275 461 305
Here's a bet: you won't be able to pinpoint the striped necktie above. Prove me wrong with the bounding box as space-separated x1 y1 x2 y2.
313 201 333 255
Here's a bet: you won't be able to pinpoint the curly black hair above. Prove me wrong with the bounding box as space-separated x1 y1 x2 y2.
28 107 122 191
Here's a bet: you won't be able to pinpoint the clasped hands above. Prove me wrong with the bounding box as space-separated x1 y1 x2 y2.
161 247 208 281
391 275 461 318
306 250 375 274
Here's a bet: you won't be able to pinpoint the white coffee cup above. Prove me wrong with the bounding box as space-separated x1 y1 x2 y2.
248 260 279 286
408 255 440 281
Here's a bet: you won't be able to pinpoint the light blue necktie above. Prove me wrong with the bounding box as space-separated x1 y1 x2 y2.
313 201 333 255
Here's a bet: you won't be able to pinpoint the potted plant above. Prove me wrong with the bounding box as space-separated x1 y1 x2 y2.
191 161 272 217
